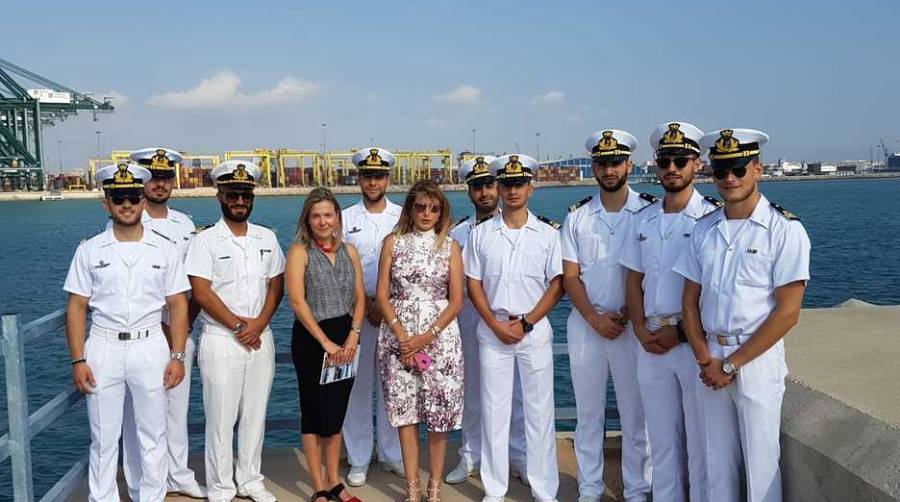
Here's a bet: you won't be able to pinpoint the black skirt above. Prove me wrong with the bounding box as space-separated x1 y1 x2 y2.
291 315 354 436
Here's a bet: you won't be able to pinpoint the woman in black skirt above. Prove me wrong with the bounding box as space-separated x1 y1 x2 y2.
286 188 366 502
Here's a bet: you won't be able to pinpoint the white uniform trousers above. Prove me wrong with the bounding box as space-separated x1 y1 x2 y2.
198 327 275 501
702 339 787 502
457 306 528 471
567 310 651 501
342 321 402 467
637 341 708 502
122 337 198 499
85 326 169 502
478 318 558 501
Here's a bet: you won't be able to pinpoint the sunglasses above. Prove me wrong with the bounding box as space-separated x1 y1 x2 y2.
413 202 441 214
110 195 142 205
656 156 694 170
224 191 254 202
712 165 748 180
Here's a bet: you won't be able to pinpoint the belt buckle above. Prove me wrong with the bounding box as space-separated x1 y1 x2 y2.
118 332 130 341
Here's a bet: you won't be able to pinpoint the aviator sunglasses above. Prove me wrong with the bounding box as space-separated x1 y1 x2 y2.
655 156 694 170
110 195 142 205
413 202 442 214
224 191 255 202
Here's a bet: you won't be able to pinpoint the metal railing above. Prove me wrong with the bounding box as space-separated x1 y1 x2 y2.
1 309 618 501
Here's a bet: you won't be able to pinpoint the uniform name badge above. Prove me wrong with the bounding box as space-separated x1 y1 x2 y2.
319 348 361 385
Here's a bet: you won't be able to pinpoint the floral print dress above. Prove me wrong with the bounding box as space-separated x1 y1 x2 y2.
378 229 464 432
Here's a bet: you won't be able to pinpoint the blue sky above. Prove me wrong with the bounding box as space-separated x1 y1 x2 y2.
5 0 900 170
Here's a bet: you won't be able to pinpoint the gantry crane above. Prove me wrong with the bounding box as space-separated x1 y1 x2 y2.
0 56 114 190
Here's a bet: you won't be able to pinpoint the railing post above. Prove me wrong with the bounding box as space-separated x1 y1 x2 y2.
2 313 35 502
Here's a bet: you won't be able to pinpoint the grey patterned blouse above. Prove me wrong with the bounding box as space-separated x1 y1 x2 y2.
304 244 355 321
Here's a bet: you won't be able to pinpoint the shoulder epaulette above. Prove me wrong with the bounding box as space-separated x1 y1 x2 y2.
192 223 215 235
150 228 175 244
697 206 723 221
635 198 659 214
640 192 660 204
537 214 562 229
475 214 493 226
255 222 278 233
703 195 724 208
453 215 470 227
568 195 593 213
770 202 800 221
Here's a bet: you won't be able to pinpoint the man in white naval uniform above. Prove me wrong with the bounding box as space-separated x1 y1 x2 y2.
446 156 529 486
675 129 810 502
119 147 206 500
561 129 653 502
620 122 719 502
185 161 286 502
65 162 189 502
341 147 404 486
465 154 564 502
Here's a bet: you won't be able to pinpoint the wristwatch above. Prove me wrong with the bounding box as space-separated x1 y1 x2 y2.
520 316 534 333
232 321 247 335
722 358 738 376
170 352 186 362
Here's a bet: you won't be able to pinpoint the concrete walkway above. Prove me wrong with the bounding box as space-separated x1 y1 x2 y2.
71 436 625 501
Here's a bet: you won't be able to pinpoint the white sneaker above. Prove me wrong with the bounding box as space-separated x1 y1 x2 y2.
481 497 505 502
347 464 369 487
170 483 208 499
236 485 277 502
380 460 406 478
445 461 478 484
511 466 530 487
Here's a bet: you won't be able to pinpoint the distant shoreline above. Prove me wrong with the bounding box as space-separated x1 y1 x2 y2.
2 172 898 202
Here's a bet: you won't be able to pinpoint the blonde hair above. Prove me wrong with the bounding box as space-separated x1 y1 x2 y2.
295 187 343 248
395 180 452 250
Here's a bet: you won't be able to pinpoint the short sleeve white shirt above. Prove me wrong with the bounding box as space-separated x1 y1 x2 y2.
342 199 402 298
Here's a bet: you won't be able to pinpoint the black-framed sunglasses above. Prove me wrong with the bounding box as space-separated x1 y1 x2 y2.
712 165 748 180
110 195 142 205
656 156 694 170
224 191 255 202
413 202 441 214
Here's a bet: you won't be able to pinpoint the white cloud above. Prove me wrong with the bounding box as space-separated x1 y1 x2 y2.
426 117 446 128
148 71 319 109
433 85 481 104
531 90 565 105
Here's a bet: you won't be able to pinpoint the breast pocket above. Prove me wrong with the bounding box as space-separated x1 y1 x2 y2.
736 252 773 288
522 250 547 281
142 262 168 298
577 234 607 266
213 255 237 283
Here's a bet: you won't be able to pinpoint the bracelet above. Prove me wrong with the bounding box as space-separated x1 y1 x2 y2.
388 318 400 327
71 358 86 366
429 325 439 337
351 324 362 334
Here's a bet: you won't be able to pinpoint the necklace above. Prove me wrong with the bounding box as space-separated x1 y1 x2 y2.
314 238 335 253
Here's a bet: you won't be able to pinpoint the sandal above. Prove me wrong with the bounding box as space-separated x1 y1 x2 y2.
311 490 332 502
405 477 422 502
328 482 362 502
427 478 442 502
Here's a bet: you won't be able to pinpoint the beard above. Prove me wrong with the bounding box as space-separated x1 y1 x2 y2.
145 190 171 205
662 176 692 193
472 196 498 214
220 200 253 222
597 174 628 193
363 189 385 204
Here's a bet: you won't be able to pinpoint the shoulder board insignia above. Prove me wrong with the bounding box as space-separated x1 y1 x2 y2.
537 214 562 229
192 223 215 235
568 195 593 213
697 206 723 221
255 222 278 233
475 214 493 226
639 192 660 204
703 195 724 207
635 199 658 213
150 228 175 244
770 202 800 221
453 215 470 227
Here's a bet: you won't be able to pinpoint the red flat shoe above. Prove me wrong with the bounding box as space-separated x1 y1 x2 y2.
329 482 363 502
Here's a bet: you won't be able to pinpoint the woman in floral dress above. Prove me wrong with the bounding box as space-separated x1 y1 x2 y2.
375 180 464 502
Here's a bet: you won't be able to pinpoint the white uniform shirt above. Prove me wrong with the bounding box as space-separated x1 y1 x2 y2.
451 214 479 312
105 208 195 260
463 211 563 317
673 194 811 336
342 199 402 298
184 219 286 332
619 190 721 318
561 187 656 313
63 227 190 331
